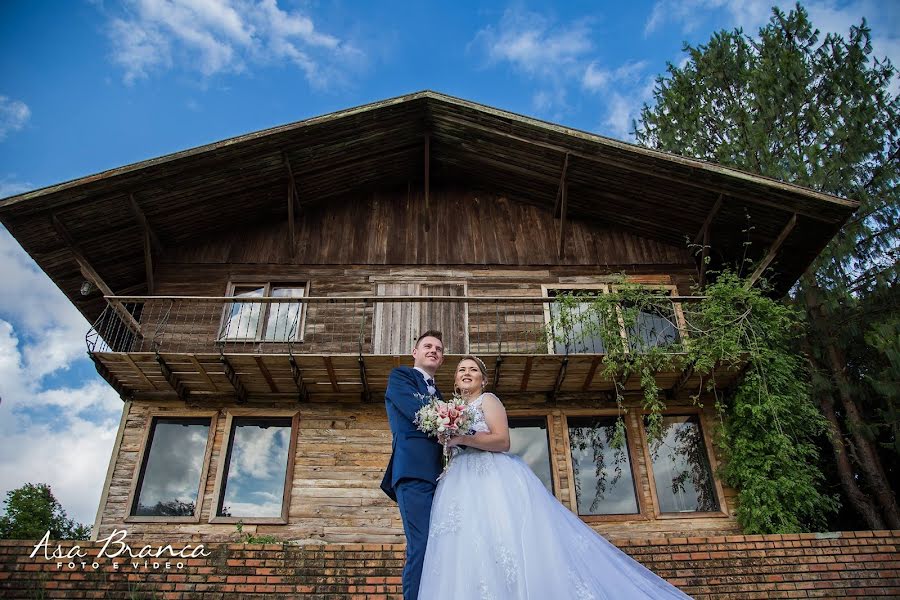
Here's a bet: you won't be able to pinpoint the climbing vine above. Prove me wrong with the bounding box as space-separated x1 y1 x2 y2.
548 271 837 533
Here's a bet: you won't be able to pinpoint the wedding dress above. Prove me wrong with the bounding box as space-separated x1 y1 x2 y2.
418 393 693 600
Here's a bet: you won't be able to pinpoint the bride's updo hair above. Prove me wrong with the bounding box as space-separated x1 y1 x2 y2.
456 355 489 389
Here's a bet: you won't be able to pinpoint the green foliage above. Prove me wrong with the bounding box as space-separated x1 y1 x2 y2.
632 2 899 529
549 271 837 533
234 520 281 544
0 483 90 540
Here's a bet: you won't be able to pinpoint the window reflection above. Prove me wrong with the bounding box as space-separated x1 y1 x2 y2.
548 290 608 354
132 418 210 517
567 416 639 515
221 286 264 339
264 287 305 341
218 418 292 518
647 415 719 513
623 299 680 350
508 418 553 493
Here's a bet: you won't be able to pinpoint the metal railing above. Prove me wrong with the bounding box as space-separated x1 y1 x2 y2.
86 295 699 356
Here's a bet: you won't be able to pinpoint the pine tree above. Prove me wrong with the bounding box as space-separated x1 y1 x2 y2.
634 3 899 529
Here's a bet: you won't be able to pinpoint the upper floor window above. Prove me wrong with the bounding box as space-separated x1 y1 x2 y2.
372 282 467 354
130 417 213 518
613 286 682 350
220 282 308 342
545 286 610 354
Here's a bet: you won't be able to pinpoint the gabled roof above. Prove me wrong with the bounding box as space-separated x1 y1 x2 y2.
0 90 857 319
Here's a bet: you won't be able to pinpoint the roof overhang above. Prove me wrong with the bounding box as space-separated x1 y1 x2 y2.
0 90 858 322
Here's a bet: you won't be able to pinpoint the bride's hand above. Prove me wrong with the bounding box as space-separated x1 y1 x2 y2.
446 434 468 448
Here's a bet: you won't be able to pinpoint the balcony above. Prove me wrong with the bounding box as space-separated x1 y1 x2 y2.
86 295 744 402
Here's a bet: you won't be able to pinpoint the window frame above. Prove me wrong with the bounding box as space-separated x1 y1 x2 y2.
638 407 729 520
541 284 612 355
219 281 310 343
560 409 648 523
208 408 300 525
125 410 219 524
506 414 558 494
607 283 687 351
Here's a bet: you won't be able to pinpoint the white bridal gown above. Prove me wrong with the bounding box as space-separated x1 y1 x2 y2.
418 393 693 600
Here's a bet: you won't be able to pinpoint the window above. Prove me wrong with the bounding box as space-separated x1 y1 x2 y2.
131 417 212 518
220 282 307 342
508 417 554 493
646 415 719 513
622 296 681 351
567 416 640 515
545 287 610 354
216 417 294 520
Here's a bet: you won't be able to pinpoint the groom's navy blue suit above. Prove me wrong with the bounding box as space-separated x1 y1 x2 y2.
381 366 443 600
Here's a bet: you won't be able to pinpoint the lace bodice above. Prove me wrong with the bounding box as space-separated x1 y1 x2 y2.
466 393 493 434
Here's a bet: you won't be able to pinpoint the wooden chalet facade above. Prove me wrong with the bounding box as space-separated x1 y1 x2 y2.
0 91 856 547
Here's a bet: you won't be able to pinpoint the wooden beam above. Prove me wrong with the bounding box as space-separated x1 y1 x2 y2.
127 194 162 253
52 214 143 336
493 355 503 390
550 356 569 402
746 213 798 288
553 152 570 217
582 356 601 391
189 356 216 391
699 225 711 289
358 355 372 402
324 356 340 392
287 180 296 261
424 133 431 232
156 353 188 399
282 153 303 213
255 356 278 393
694 194 724 245
520 356 533 392
123 353 158 391
221 355 248 404
557 178 568 258
89 355 127 399
289 355 310 402
672 363 695 396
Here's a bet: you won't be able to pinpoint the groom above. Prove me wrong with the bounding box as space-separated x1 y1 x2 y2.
380 330 445 600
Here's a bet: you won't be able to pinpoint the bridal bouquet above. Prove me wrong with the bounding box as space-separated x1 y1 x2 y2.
414 393 475 475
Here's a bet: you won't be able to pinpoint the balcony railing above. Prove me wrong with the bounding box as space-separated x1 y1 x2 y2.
86 295 699 357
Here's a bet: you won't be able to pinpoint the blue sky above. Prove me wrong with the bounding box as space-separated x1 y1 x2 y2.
0 0 897 528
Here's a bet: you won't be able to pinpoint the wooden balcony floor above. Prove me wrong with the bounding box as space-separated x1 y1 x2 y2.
92 352 746 402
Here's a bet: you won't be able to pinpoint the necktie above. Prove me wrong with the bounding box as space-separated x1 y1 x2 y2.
426 378 436 393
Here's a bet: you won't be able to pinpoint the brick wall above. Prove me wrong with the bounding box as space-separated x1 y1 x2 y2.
1 531 897 599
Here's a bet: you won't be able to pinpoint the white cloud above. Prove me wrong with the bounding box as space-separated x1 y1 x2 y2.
0 177 33 199
471 8 594 112
103 0 364 88
0 228 123 527
0 96 30 141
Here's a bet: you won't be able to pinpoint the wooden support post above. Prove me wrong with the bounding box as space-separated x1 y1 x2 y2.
156 353 188 399
557 177 568 259
550 356 569 402
287 180 296 261
282 153 302 261
672 363 695 397
582 356 601 391
359 355 372 402
128 194 161 295
289 354 310 402
695 194 722 289
254 356 278 393
493 355 503 390
746 213 798 288
424 133 431 232
221 355 248 404
553 153 570 218
520 356 533 392
52 214 143 336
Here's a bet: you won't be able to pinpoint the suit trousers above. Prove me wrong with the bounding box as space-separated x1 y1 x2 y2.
394 478 436 600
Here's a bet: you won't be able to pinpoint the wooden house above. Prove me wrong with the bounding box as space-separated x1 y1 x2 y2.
0 91 856 546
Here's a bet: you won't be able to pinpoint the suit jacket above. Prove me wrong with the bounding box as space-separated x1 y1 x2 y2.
380 366 444 501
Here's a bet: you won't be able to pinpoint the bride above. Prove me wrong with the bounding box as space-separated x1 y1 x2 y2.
418 355 694 599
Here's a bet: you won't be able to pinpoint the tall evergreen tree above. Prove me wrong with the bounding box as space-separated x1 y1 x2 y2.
635 4 899 529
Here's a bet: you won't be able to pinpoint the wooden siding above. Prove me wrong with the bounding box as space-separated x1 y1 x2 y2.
163 188 694 267
95 394 739 544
